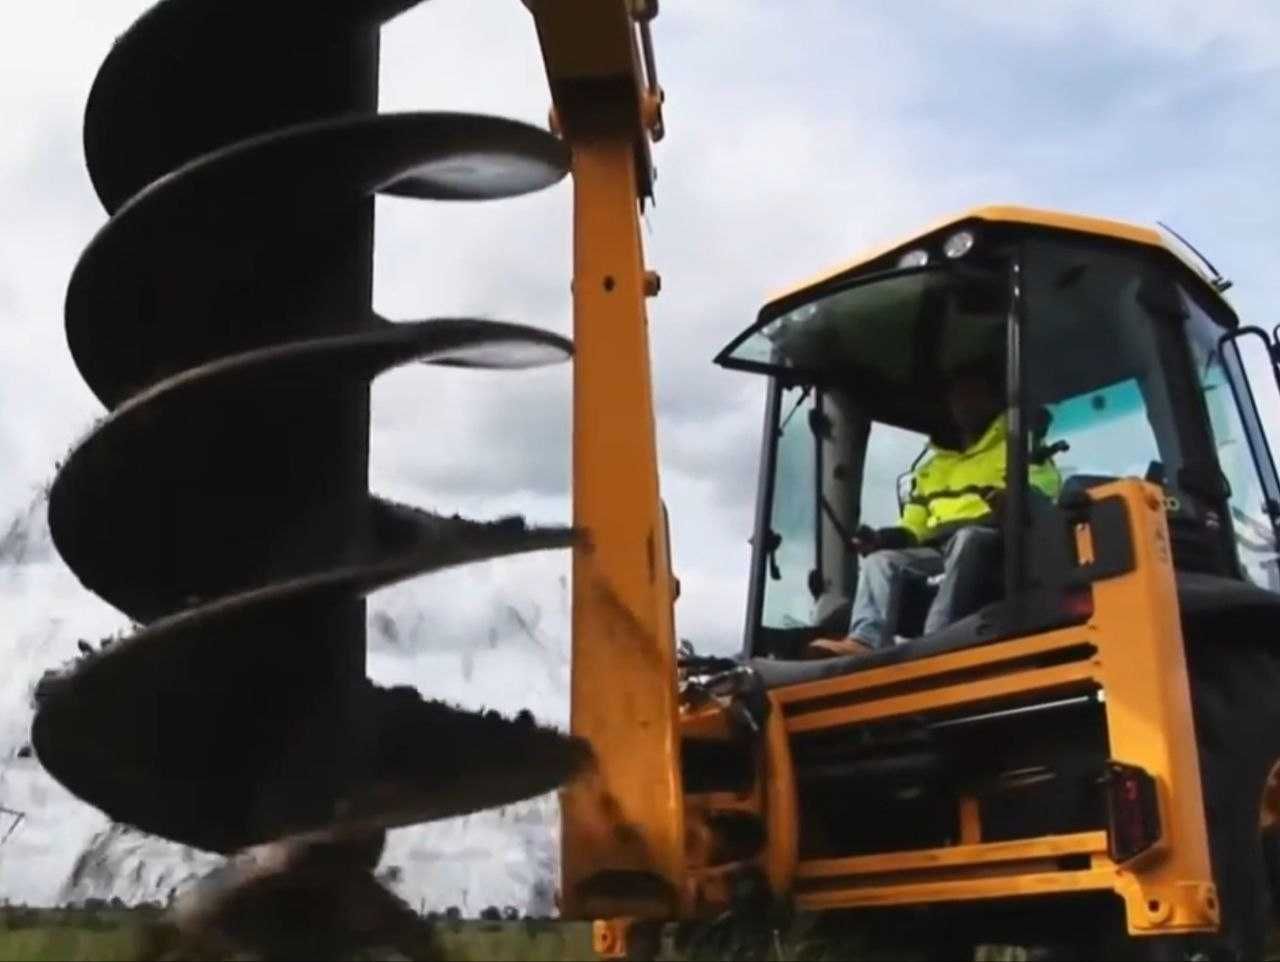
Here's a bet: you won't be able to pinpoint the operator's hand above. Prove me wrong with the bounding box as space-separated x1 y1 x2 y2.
984 489 1006 518
848 524 880 557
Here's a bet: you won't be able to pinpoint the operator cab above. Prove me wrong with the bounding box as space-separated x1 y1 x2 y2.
716 206 1280 667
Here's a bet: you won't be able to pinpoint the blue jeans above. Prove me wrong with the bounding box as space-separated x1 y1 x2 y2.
847 526 1000 647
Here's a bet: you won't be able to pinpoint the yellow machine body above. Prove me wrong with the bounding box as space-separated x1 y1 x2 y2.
677 478 1219 936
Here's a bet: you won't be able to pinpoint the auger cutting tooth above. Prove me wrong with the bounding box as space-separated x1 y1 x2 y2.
32 0 584 855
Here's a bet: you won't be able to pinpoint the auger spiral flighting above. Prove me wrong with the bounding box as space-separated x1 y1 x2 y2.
31 0 589 887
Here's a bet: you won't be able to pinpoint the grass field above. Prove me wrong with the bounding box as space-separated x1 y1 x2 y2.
4 905 1279 961
0 907 599 961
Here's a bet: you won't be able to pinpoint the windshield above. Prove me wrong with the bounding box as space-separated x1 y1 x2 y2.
1020 236 1190 492
750 261 1013 639
725 265 1010 448
759 384 820 629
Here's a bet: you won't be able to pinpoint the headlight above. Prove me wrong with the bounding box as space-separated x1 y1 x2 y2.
943 229 975 259
897 248 929 268
760 317 785 342
761 303 814 342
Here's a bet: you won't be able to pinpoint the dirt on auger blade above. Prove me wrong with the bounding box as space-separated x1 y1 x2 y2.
325 682 597 839
153 688 593 961
31 510 582 855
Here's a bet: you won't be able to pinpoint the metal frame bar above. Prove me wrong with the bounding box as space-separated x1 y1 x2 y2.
785 661 1096 734
1004 247 1028 601
797 830 1106 881
742 379 784 657
796 868 1118 912
774 624 1093 708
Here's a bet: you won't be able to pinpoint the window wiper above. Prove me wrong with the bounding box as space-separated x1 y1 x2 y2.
762 528 782 580
821 494 854 545
815 496 855 601
1158 220 1233 293
778 385 812 433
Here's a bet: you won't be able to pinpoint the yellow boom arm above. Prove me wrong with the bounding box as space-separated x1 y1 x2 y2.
523 0 685 920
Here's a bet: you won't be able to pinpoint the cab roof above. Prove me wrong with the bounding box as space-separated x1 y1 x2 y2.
764 204 1226 308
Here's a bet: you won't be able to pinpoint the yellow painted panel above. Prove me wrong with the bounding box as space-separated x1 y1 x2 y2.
525 0 638 80
556 133 684 921
795 868 1119 911
797 831 1106 880
784 661 1098 734
764 204 1211 305
773 624 1093 709
1084 481 1218 935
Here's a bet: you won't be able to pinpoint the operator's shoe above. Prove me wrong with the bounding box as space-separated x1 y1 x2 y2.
802 636 875 660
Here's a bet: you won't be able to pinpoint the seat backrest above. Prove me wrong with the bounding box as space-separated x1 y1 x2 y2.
1058 474 1119 504
886 534 1003 643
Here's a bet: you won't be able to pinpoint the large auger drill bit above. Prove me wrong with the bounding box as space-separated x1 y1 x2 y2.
30 0 589 936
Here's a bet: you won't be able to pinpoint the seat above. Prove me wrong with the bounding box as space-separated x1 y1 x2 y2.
878 557 942 646
751 496 1073 690
750 605 1006 689
878 529 1003 646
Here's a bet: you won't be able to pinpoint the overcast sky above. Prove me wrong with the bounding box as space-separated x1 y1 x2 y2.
3 0 1280 659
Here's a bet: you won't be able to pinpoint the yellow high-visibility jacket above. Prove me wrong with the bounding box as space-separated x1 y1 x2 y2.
900 413 1061 544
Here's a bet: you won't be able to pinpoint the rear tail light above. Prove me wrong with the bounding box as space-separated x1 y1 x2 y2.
1062 586 1094 621
1103 761 1162 863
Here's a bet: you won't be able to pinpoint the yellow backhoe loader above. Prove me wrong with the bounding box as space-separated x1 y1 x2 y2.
528 3 1280 959
26 1 1280 959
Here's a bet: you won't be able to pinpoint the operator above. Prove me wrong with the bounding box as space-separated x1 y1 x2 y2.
806 362 1061 659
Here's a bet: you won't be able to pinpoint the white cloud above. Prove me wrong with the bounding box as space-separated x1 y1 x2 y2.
946 0 1280 67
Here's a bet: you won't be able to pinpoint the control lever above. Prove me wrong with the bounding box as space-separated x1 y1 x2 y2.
1031 439 1069 465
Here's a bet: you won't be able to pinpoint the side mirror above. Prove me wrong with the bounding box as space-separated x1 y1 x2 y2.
1220 326 1280 414
1216 326 1280 523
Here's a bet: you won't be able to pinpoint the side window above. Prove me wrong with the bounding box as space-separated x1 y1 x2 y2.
761 386 818 629
1215 336 1280 591
1188 320 1280 591
861 422 930 530
1040 379 1165 485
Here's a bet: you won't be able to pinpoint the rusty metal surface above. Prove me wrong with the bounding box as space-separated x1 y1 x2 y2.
32 0 584 856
